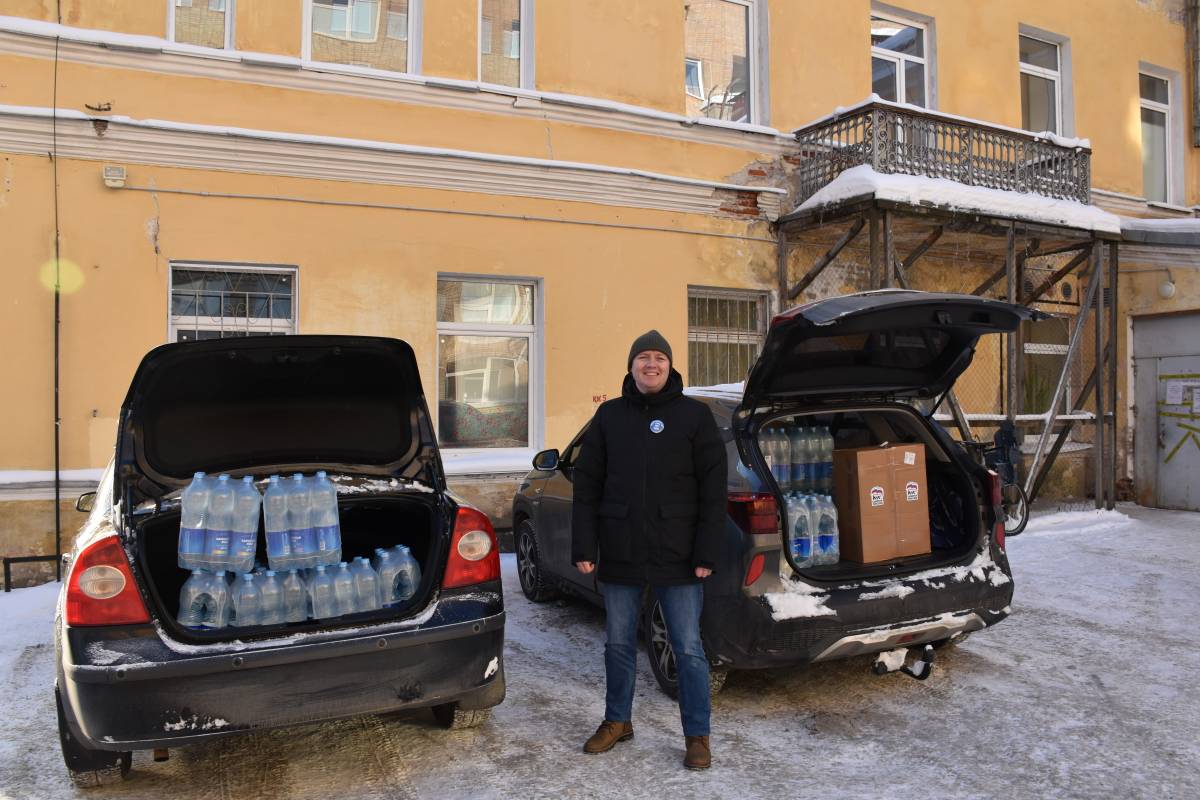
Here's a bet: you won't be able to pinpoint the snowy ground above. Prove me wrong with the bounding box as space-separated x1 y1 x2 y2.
2 503 1197 799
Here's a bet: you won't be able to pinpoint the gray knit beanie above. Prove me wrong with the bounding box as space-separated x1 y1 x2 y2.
627 330 673 371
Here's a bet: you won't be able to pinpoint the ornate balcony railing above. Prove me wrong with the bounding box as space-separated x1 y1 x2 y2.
793 101 1092 207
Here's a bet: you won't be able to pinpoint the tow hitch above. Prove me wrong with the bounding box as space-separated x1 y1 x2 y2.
872 645 935 681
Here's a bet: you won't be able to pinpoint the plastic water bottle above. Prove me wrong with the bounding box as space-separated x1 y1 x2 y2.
308 564 336 619
286 474 316 570
230 477 262 575
332 562 356 616
177 570 209 628
374 549 399 606
205 475 236 572
808 428 823 495
350 557 381 612
393 545 421 602
787 425 805 497
281 569 308 623
178 473 211 570
819 427 835 494
230 572 261 627
200 571 230 629
263 475 292 572
258 570 285 625
311 471 342 567
785 494 813 569
815 494 840 565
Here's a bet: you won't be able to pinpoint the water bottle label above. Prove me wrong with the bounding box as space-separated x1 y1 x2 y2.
315 525 339 553
818 534 835 552
791 538 812 559
208 531 231 557
233 531 257 558
289 528 314 555
179 527 206 554
792 464 809 486
267 531 291 557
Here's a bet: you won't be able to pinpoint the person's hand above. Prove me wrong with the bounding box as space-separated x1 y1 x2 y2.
576 561 595 574
694 567 712 579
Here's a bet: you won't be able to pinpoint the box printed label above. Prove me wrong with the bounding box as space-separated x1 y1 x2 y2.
906 481 919 502
870 485 885 507
903 451 916 465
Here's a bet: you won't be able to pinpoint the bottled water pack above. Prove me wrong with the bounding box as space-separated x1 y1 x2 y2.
783 492 841 571
760 422 834 495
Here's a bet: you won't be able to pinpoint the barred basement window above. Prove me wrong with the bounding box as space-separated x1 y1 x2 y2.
169 264 297 342
687 287 768 387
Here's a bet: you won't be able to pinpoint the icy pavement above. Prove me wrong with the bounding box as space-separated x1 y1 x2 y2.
1 503 1197 799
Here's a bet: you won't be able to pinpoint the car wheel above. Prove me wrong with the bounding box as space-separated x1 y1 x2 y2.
56 687 131 788
1002 483 1030 536
515 519 557 603
642 599 727 699
432 702 492 730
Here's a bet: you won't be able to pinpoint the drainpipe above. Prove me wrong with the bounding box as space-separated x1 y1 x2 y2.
1190 0 1199 147
52 0 62 581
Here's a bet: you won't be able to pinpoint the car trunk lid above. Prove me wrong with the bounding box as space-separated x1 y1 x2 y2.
115 335 445 512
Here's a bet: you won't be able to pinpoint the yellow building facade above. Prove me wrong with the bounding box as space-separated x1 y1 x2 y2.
0 0 1196 583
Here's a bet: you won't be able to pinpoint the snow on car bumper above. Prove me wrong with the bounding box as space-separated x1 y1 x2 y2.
58 610 505 751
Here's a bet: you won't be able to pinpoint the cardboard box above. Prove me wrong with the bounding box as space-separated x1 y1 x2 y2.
833 443 931 564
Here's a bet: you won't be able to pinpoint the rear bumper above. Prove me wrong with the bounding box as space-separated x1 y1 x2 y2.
59 609 505 751
703 560 1012 670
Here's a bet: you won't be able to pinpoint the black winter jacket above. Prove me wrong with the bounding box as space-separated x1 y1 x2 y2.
570 369 727 586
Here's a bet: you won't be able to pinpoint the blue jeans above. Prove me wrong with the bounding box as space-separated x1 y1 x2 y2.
601 581 710 737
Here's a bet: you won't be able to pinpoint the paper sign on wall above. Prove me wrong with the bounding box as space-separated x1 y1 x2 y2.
1166 381 1185 405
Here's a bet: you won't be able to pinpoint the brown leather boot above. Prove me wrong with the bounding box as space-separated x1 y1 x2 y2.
582 720 634 754
684 735 711 770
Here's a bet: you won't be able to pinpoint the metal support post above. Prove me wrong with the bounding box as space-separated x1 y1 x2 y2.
1005 225 1019 422
1107 242 1119 508
1094 245 1106 509
1024 245 1104 498
777 228 791 306
882 210 895 289
868 208 882 290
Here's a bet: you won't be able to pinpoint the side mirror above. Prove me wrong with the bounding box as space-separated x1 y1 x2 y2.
75 492 96 513
532 449 560 471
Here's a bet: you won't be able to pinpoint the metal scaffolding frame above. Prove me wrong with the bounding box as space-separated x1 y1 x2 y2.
776 200 1119 510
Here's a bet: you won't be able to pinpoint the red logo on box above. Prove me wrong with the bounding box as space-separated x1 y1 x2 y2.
870 485 885 507
906 481 919 501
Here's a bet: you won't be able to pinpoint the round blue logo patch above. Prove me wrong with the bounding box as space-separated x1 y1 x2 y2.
650 420 665 434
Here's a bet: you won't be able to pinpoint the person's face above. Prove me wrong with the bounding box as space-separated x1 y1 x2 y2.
631 350 670 394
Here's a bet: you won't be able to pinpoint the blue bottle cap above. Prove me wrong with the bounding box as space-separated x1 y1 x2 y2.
317 470 327 478
242 475 253 484
242 573 253 581
316 565 325 572
266 570 276 577
292 473 304 480
218 475 230 482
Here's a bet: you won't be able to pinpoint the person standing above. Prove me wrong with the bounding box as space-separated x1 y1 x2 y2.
571 330 727 771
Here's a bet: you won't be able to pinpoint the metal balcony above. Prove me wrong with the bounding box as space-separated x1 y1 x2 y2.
793 100 1092 206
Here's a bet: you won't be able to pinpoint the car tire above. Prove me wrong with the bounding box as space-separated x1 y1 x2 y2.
642 599 728 700
56 687 131 788
432 702 492 730
515 519 557 603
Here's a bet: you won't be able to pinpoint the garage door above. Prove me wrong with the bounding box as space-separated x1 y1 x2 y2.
1133 313 1200 511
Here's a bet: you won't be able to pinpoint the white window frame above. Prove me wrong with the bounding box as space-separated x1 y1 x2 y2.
686 285 769 387
1138 62 1184 207
683 0 768 125
167 262 299 343
435 274 543 455
302 0 423 76
168 0 235 50
477 0 535 90
869 8 931 108
1017 25 1074 137
685 58 704 99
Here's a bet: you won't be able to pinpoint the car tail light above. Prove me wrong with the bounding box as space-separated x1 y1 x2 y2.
744 553 765 586
443 506 501 589
728 492 779 536
986 470 1006 552
65 535 150 627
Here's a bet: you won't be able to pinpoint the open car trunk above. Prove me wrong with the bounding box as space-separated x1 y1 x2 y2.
138 489 447 643
752 404 984 582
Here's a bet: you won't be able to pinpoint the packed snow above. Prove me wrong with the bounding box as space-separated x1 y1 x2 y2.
797 165 1122 234
1 503 1198 799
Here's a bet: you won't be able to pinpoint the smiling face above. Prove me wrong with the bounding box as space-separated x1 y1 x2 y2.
631 350 670 394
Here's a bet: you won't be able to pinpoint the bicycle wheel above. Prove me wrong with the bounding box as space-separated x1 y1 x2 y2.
1001 482 1029 536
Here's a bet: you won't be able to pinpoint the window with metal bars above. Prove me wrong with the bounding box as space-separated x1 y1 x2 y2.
169 264 297 342
686 287 767 388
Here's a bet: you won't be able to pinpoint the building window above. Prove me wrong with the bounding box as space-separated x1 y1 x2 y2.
437 278 536 449
171 0 233 49
684 0 757 123
169 265 297 342
480 0 530 88
687 287 767 387
309 0 415 74
1019 34 1061 134
1140 72 1171 203
870 12 928 107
